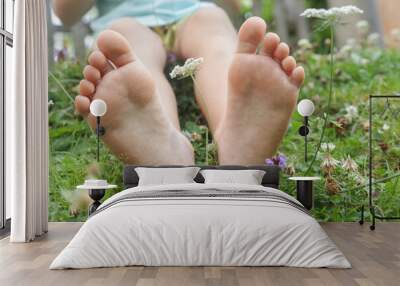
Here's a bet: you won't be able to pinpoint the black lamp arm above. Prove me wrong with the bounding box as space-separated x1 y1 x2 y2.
298 116 310 163
95 117 106 162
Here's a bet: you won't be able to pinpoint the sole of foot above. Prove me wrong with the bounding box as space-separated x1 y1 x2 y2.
75 30 194 164
215 17 305 165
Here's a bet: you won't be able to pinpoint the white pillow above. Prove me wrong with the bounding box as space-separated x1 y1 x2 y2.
200 169 266 185
135 167 200 186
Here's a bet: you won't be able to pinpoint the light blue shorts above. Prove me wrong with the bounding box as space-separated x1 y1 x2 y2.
91 0 215 32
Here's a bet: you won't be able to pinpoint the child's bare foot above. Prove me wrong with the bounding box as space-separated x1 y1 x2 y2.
215 17 305 165
75 30 194 164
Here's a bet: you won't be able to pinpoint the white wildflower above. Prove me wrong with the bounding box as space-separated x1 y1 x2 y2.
354 173 367 185
382 123 390 131
342 155 358 172
351 53 369 65
321 154 340 173
345 105 358 121
340 44 352 54
170 57 204 79
48 100 54 107
337 44 353 58
321 143 336 152
300 5 363 22
356 20 369 35
367 33 380 45
345 105 358 116
298 38 312 49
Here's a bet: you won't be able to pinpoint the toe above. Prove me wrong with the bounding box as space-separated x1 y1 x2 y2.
83 65 101 84
237 16 266 54
88 51 113 75
273 42 290 62
97 30 135 67
290 66 305 87
260 32 280 57
79 79 95 98
75 95 90 117
281 56 296 75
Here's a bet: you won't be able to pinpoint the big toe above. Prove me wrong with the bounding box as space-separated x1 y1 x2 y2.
237 17 266 54
97 30 135 67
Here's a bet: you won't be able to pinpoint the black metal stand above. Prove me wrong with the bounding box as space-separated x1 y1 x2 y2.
359 204 364 225
296 180 314 210
88 189 106 215
298 116 310 162
359 95 400 230
95 116 105 162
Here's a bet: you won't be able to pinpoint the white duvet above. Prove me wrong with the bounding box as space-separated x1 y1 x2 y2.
50 183 351 269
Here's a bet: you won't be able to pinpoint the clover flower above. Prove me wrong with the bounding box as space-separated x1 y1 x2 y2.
353 173 367 185
352 53 369 65
356 20 369 35
338 44 352 57
345 105 358 116
170 57 204 79
344 105 358 122
382 123 390 131
321 154 340 174
300 5 363 21
321 154 340 169
367 33 380 46
190 132 202 142
265 154 287 170
298 38 312 50
342 155 358 172
321 143 336 152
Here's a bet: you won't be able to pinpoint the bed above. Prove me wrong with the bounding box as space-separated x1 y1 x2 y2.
50 165 350 269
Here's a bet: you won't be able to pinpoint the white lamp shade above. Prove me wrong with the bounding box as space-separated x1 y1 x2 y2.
297 99 315 117
90 99 107 117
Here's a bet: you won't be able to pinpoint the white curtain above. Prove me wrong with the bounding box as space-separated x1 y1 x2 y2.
6 0 49 242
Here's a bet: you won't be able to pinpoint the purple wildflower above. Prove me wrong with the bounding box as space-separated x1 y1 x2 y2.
54 48 68 62
265 154 287 169
167 52 178 64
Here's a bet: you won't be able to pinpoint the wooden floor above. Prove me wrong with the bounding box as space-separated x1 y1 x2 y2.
0 223 399 286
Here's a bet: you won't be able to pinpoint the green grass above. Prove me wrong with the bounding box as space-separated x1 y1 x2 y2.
48 36 400 222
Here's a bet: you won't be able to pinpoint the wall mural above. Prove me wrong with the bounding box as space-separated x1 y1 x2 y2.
47 1 400 222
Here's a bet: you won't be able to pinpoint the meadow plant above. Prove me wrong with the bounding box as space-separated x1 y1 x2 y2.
170 57 215 165
300 5 364 174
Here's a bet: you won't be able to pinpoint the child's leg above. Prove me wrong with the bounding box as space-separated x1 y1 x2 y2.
75 19 194 164
174 8 305 164
174 7 236 133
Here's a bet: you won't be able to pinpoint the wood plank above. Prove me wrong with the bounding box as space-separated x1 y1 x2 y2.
0 222 399 286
